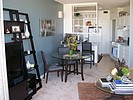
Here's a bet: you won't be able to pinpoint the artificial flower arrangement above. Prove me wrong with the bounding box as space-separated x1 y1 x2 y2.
111 59 130 80
66 35 78 50
65 34 78 55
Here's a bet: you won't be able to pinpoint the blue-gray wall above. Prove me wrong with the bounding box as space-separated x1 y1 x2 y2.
3 0 63 75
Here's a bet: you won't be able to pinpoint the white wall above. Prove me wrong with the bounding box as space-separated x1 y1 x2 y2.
99 10 110 54
64 4 72 34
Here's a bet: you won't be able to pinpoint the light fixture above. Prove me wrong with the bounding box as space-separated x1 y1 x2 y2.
58 11 63 18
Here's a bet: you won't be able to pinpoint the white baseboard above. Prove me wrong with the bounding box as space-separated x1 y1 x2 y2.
40 75 44 79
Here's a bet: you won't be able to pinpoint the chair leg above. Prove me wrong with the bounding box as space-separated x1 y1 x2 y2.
46 72 49 83
44 70 46 79
76 61 78 75
61 70 63 82
74 64 75 74
93 53 95 65
90 56 92 69
57 71 59 77
65 64 68 82
69 65 71 71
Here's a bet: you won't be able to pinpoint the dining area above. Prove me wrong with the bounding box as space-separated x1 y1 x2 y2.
40 33 100 83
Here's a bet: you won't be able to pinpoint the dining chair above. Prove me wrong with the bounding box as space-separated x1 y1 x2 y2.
82 41 95 68
58 47 77 74
40 51 63 83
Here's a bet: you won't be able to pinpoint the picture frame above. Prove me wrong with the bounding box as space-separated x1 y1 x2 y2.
40 18 55 37
12 26 20 32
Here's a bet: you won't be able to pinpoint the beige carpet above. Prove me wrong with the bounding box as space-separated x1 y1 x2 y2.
32 55 115 100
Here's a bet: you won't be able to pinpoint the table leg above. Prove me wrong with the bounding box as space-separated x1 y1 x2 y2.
65 61 68 82
81 59 84 81
76 60 78 75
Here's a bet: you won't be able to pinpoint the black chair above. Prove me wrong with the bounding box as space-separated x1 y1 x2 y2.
58 47 77 74
82 41 95 68
40 51 63 83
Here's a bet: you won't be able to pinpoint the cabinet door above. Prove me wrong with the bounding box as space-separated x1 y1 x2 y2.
125 16 130 26
123 46 129 65
9 80 28 100
117 16 130 28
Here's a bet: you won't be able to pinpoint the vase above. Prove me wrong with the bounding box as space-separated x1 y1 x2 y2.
24 24 30 38
26 61 31 69
68 50 73 55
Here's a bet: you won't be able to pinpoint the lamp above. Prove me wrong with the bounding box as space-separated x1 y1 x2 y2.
58 11 63 18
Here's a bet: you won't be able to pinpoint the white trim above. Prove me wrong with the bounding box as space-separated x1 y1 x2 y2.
0 1 9 99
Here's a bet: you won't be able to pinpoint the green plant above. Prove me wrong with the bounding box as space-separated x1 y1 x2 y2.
66 35 78 51
111 59 130 80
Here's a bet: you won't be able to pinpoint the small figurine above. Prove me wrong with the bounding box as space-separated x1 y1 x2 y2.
5 26 10 33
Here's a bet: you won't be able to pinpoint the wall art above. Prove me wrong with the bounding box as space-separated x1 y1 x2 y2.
40 18 55 37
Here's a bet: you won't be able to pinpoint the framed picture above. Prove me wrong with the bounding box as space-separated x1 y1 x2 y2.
40 18 55 37
12 26 20 32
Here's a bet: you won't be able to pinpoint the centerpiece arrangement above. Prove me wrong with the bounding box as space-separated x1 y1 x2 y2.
65 35 78 55
111 59 130 81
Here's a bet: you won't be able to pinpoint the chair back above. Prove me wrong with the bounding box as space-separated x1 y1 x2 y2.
58 47 69 55
82 42 92 52
40 51 49 71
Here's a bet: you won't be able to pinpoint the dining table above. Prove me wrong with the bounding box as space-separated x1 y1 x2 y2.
52 52 90 82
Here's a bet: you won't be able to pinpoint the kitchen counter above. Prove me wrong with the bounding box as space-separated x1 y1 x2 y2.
111 41 129 66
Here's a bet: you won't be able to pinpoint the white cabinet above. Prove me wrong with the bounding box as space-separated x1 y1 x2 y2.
72 3 98 33
117 15 130 28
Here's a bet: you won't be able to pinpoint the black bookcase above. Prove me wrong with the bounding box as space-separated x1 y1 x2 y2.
3 8 42 100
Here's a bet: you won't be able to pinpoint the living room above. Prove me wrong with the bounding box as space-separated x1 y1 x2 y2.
0 0 133 100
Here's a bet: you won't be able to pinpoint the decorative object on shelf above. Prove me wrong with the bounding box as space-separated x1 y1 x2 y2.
12 26 20 32
5 26 10 33
27 50 30 54
24 23 30 38
65 34 78 55
111 59 130 80
21 33 25 38
86 21 91 26
40 18 55 37
74 13 80 17
26 61 31 69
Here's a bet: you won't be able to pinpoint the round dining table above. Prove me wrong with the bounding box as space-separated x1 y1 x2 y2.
52 53 90 82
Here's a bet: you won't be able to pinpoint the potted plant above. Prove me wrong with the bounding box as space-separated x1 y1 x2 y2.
111 59 130 80
65 35 78 55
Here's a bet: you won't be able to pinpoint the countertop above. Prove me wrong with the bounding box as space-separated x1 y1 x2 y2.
111 41 129 47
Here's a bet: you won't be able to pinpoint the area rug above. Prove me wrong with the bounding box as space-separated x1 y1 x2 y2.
78 82 133 100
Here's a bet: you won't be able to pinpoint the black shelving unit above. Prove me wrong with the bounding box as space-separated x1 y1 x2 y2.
3 8 42 100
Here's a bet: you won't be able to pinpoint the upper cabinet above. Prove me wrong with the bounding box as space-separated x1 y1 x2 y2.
72 3 98 33
117 10 130 29
64 3 98 34
117 15 130 28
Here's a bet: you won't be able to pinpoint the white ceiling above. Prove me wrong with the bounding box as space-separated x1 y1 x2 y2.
55 0 130 10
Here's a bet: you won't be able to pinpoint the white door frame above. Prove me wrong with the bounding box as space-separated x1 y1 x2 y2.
0 0 9 99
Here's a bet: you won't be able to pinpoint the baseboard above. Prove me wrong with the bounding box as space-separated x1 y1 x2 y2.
40 75 44 79
102 54 110 56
